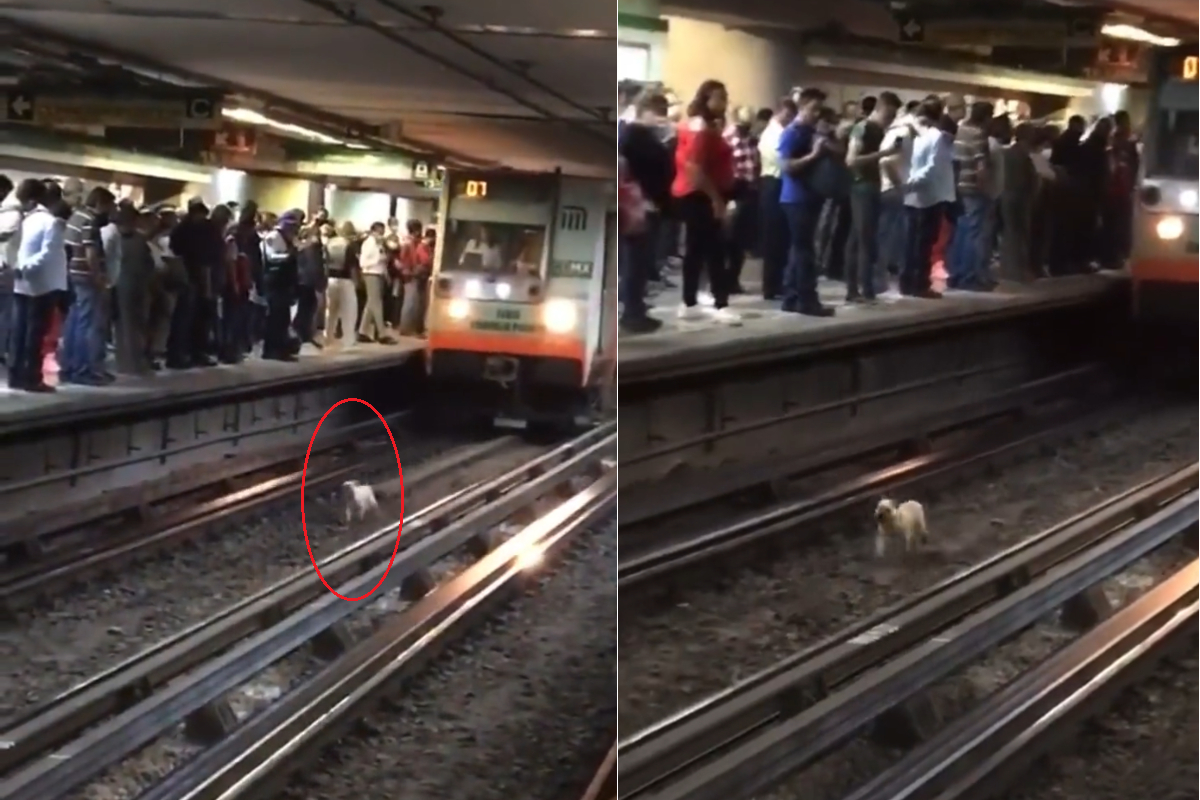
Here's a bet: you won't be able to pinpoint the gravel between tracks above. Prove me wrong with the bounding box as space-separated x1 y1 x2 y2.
281 518 617 800
757 538 1196 800
618 403 1198 735
0 438 541 721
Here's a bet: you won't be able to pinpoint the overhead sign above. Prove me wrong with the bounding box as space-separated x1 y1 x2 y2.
1 90 223 129
909 16 1099 48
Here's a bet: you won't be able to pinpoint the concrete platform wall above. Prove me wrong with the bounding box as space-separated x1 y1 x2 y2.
618 298 1118 489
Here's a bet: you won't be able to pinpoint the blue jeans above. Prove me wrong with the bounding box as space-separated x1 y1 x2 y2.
59 277 107 381
781 201 822 311
947 194 992 288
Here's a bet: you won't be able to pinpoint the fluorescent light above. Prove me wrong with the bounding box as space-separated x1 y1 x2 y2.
1101 23 1181 48
222 107 345 145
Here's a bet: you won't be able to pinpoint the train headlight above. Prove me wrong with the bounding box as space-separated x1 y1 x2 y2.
1180 190 1198 210
543 299 577 333
1156 216 1185 241
447 298 471 320
464 279 483 299
495 282 512 300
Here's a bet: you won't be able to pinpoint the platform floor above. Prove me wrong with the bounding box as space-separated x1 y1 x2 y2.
0 339 423 426
619 261 1125 378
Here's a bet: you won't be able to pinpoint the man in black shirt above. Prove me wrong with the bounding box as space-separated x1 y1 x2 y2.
845 92 902 303
617 89 672 333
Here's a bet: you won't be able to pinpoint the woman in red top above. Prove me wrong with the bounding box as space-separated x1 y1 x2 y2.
672 79 739 323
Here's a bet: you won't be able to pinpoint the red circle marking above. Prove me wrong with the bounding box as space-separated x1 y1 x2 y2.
302 398 405 601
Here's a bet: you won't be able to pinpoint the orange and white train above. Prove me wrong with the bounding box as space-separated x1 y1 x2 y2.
424 171 617 429
1130 44 1198 325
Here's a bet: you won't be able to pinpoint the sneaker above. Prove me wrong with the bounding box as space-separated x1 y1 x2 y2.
711 307 743 326
677 304 706 322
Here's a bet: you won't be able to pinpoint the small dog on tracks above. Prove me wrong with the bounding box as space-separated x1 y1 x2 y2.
874 498 929 557
342 480 379 524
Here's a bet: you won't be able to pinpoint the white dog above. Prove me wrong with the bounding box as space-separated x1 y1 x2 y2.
342 480 379 524
874 498 929 557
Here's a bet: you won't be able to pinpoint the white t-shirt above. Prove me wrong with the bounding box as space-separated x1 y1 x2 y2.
1030 149 1056 182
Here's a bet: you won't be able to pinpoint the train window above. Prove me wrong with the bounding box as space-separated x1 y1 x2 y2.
446 219 547 276
1149 109 1199 179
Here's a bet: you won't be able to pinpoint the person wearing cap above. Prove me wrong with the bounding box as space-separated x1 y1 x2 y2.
260 211 301 360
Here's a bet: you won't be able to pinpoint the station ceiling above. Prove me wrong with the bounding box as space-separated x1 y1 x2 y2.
0 0 616 177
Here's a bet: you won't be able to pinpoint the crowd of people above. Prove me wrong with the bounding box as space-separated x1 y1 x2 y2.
0 175 435 394
617 78 1140 333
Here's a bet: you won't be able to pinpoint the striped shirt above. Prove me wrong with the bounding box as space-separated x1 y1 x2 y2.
723 126 760 183
952 122 988 195
64 206 102 278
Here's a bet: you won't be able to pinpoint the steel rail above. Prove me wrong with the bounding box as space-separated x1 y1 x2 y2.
0 435 513 611
0 407 417 556
617 465 1198 797
140 472 618 800
620 376 1116 527
636 489 1198 800
579 737 619 800
841 560 1198 800
0 425 613 797
619 397 1136 588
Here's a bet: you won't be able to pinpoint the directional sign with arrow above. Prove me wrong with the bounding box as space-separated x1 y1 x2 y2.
5 92 34 122
896 13 925 44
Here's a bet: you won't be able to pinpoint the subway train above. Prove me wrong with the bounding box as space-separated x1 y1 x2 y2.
424 171 617 429
1130 44 1198 326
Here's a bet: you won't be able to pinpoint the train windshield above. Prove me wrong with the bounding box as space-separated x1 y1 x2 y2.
444 219 547 277
1148 108 1199 179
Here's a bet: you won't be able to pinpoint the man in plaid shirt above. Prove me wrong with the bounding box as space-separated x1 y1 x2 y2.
723 107 761 293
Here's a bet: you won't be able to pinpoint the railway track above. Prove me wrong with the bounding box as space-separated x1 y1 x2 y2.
0 407 441 610
617 465 1198 800
619 393 1142 587
0 423 616 800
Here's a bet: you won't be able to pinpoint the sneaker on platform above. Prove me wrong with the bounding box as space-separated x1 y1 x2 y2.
677 304 706 322
711 307 742 326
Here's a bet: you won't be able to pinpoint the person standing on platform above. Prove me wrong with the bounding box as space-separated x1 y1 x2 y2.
777 87 835 317
294 216 325 350
7 179 62 392
1101 110 1139 270
113 204 155 376
723 106 761 295
997 122 1039 283
260 211 301 361
357 221 392 343
757 97 798 301
398 219 431 337
900 98 955 299
167 199 216 369
100 206 122 352
948 101 994 291
0 173 19 367
618 88 671 333
1048 116 1088 275
60 186 117 385
845 91 902 304
323 221 358 348
672 79 740 325
230 203 263 360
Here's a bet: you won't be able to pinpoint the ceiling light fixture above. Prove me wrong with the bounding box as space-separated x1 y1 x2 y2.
222 107 347 146
1101 23 1181 48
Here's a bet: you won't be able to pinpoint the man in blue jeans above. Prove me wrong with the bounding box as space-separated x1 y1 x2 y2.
777 87 835 318
61 186 117 385
947 101 995 291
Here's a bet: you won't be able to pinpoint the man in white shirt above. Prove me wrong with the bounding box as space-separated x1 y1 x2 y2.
756 97 798 300
8 179 66 392
900 98 956 299
878 109 917 286
0 175 20 366
356 222 392 344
